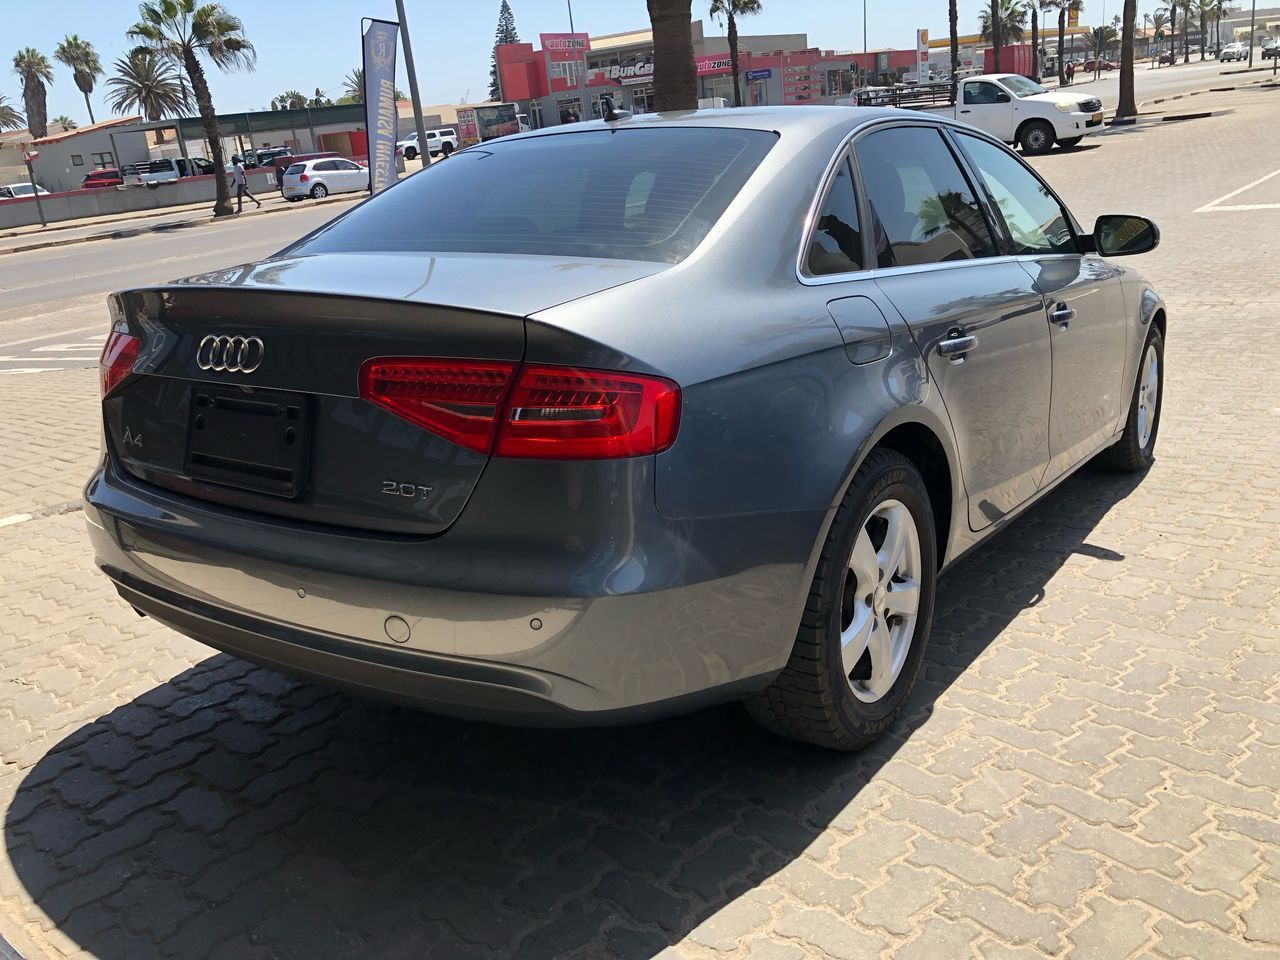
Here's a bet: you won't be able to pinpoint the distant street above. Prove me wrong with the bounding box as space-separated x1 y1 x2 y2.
0 199 358 376
1063 56 1265 109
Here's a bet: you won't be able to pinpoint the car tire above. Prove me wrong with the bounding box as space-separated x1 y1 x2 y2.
745 449 937 751
1095 325 1164 473
310 183 328 199
405 147 417 160
1057 136 1084 148
1019 120 1056 155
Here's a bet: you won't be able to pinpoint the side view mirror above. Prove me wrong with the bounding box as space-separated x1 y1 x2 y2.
995 91 1012 103
1092 215 1160 256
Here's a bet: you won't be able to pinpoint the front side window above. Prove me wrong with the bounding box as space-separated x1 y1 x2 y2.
854 126 997 268
957 133 1076 255
963 81 1005 105
291 127 777 264
805 158 863 275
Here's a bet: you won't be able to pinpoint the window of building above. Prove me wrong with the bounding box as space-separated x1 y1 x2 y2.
700 74 734 103
71 154 84 166
854 126 997 268
805 158 863 275
549 60 585 84
91 152 113 169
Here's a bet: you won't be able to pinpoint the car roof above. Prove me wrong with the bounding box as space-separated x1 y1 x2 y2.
512 105 924 143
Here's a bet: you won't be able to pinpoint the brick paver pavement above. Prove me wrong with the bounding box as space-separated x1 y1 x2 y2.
1 87 1278 959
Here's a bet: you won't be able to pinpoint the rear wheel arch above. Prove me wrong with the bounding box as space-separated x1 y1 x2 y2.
873 423 954 571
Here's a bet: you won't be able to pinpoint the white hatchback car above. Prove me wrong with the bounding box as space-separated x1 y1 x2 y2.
281 158 369 200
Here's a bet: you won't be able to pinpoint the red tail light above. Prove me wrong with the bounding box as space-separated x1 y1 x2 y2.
495 365 680 459
299 173 309 183
359 358 518 453
99 331 141 399
358 358 680 459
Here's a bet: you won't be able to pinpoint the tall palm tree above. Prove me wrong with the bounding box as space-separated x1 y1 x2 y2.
308 87 330 108
1047 0 1083 83
0 92 23 131
53 35 103 125
1150 9 1169 64
1117 0 1138 116
1195 0 1212 58
647 0 696 110
709 0 762 107
271 89 306 110
1167 3 1177 62
51 114 77 130
106 48 189 143
981 0 1027 72
341 67 363 103
949 0 960 101
129 1 255 218
1030 0 1042 80
1180 0 1192 61
13 48 54 139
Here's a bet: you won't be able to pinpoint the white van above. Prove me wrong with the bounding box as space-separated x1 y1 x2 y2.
121 157 216 186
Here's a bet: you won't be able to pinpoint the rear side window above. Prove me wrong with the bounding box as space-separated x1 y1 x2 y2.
805 158 863 275
284 163 305 176
313 160 339 171
854 126 997 268
290 128 777 264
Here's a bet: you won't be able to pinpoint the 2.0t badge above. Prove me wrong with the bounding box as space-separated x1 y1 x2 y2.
196 335 264 374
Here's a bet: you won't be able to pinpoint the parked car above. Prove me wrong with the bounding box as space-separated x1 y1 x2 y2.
1082 58 1115 71
121 157 216 185
81 168 123 189
928 73 1104 153
395 128 459 160
89 107 1165 749
1262 41 1279 59
0 182 51 199
1159 51 1177 64
1218 42 1248 61
247 147 293 168
281 157 369 199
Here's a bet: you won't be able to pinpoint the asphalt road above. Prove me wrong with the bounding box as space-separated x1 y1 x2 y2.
1062 56 1268 109
0 199 358 375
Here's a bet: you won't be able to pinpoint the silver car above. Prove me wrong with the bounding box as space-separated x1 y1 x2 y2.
88 107 1165 749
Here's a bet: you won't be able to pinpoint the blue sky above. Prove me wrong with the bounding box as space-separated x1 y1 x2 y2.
8 0 1132 124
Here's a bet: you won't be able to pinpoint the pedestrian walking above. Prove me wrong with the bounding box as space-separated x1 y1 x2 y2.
274 160 286 193
230 155 262 213
1065 60 1075 85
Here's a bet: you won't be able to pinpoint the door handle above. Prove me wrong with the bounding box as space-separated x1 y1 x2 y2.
937 334 978 360
960 109 972 113
1048 304 1075 329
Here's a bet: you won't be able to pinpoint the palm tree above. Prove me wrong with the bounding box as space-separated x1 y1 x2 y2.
949 0 960 100
1195 0 1212 58
1150 9 1169 64
709 0 762 107
1166 3 1177 62
53 35 103 125
128 1 256 218
1180 0 1193 61
106 48 189 143
341 67 363 103
1117 0 1138 116
0 92 23 131
1030 0 1042 80
1090 25 1118 76
271 89 306 110
647 0 696 110
13 48 53 139
1047 0 1084 83
982 0 1027 72
307 87 330 108
51 114 77 130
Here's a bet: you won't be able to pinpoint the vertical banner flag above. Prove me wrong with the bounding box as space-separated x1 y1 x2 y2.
362 18 400 194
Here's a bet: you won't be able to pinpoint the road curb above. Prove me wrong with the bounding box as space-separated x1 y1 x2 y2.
1138 74 1270 108
1108 108 1230 126
0 194 355 257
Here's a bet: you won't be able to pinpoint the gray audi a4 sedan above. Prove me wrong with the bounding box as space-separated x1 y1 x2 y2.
87 106 1166 749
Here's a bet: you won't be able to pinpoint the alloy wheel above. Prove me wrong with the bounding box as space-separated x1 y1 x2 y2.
1137 342 1159 449
839 499 922 703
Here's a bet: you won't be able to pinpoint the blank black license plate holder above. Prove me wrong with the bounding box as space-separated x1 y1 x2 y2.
185 385 312 499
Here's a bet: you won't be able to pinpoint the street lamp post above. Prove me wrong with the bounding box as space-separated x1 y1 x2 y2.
1249 0 1257 67
22 151 45 227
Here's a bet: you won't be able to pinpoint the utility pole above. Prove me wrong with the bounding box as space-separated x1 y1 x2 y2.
23 151 46 227
567 0 589 120
1249 0 1257 67
395 0 429 161
863 0 868 86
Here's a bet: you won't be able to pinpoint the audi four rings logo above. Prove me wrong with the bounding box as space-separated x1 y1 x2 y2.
196 335 264 373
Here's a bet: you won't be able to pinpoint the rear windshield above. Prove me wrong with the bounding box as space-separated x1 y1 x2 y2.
284 163 306 175
290 127 777 264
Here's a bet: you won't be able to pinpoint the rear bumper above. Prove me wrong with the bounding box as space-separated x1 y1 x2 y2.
86 457 824 723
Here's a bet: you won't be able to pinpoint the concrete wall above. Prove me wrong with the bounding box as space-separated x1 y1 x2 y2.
0 167 279 230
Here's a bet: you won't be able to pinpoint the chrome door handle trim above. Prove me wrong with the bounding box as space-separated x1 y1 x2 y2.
1049 306 1075 328
937 335 978 357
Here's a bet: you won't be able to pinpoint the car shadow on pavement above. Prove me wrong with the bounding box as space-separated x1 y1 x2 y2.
5 468 1145 960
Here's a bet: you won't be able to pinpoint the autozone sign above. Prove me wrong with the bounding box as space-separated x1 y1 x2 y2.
696 53 733 75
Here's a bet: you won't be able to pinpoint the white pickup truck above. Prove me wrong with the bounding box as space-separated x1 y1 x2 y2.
929 74 1104 154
